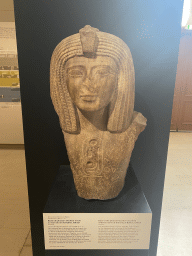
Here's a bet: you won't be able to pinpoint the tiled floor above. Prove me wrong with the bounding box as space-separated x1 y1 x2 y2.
0 145 32 256
0 132 191 255
157 132 192 256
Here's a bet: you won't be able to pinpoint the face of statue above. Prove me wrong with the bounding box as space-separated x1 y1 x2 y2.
65 56 118 112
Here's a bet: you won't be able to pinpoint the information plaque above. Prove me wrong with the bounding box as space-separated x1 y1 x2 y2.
43 213 151 250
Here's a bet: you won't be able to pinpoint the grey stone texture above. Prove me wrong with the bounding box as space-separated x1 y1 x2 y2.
50 25 147 200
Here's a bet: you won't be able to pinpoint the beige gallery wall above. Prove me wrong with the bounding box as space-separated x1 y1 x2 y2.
0 0 15 22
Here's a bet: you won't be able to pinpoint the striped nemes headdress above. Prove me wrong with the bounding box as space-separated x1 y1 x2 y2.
50 25 135 134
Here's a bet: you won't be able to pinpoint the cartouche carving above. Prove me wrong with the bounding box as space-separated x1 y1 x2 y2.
50 25 147 200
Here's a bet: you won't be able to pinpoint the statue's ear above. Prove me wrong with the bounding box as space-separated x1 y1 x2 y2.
50 38 81 134
107 47 135 133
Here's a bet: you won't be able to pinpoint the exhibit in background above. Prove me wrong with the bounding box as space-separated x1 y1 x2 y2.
0 22 23 144
0 22 20 101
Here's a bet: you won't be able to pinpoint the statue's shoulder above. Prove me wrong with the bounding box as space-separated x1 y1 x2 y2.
123 111 147 137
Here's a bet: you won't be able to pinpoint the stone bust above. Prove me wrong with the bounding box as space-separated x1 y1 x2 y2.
50 25 147 200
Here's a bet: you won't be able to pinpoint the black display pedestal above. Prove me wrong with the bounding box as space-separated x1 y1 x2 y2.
44 165 151 256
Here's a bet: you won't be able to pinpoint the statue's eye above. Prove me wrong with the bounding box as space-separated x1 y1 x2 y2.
94 67 114 77
96 70 109 75
68 69 84 78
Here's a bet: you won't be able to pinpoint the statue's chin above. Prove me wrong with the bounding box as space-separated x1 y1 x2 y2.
77 102 101 112
77 106 104 114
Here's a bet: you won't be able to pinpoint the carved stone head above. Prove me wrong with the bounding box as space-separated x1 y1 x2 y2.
50 25 135 134
50 26 147 200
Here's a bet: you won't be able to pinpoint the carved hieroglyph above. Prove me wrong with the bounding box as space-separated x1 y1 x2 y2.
50 25 147 200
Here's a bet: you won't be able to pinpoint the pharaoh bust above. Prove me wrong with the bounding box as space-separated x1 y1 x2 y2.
50 25 147 200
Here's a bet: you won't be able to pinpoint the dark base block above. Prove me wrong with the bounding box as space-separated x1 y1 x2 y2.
45 249 149 256
44 165 151 256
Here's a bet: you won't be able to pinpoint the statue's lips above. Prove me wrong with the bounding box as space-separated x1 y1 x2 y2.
80 95 97 102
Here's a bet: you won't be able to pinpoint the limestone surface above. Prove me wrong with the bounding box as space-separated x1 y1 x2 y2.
50 25 147 200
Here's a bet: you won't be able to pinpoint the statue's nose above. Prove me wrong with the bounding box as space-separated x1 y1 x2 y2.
83 77 96 92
